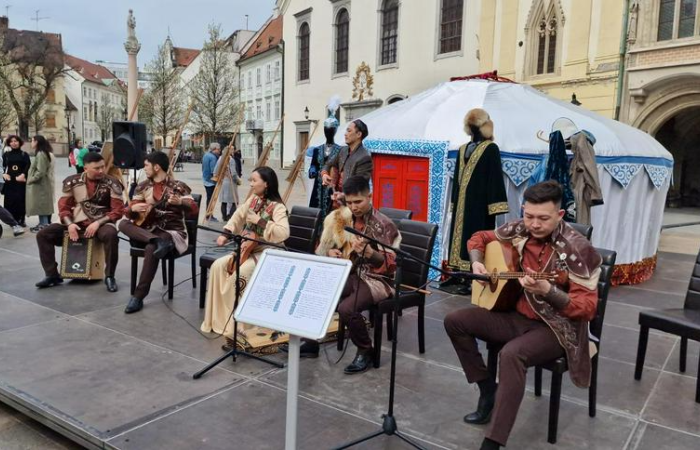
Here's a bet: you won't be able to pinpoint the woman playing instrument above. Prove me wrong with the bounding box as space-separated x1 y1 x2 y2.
200 166 290 346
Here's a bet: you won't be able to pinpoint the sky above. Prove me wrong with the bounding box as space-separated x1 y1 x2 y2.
6 0 276 66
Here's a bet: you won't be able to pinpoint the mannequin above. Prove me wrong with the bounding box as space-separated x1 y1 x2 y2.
308 103 342 220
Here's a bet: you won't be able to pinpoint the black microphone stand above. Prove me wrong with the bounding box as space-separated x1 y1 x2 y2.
193 225 289 379
333 227 486 450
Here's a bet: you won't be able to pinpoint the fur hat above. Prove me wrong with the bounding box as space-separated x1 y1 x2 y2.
464 108 494 140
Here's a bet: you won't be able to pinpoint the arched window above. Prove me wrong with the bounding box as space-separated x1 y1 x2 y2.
439 0 464 54
528 2 561 76
298 22 310 81
335 9 350 74
380 0 399 65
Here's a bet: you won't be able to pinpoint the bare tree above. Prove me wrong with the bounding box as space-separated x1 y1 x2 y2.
97 93 116 141
0 84 16 136
142 43 183 146
30 108 45 134
188 23 239 145
0 28 67 139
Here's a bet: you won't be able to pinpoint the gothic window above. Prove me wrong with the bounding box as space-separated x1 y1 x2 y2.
439 0 463 54
658 0 699 41
380 0 399 65
298 22 310 81
530 3 560 76
335 8 350 74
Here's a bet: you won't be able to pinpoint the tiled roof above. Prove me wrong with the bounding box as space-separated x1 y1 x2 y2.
65 54 118 84
172 47 200 67
240 16 282 60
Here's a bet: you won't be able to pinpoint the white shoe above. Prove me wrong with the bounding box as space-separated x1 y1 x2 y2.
12 225 25 236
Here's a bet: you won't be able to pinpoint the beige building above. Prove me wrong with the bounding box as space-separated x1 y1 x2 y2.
478 0 627 118
277 0 481 166
620 0 700 207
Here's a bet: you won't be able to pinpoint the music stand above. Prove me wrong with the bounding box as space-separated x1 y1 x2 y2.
193 227 291 379
233 249 352 449
334 227 486 449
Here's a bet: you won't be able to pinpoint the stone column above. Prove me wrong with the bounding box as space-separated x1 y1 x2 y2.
124 9 141 121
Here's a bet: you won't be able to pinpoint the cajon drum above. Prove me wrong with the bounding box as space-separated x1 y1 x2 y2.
60 233 106 280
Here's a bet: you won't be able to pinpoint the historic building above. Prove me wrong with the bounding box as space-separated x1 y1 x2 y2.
237 15 283 167
620 0 700 207
277 0 480 166
477 0 627 118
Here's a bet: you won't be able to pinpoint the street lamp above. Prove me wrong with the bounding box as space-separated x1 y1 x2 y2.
64 103 72 150
571 93 582 106
304 106 309 120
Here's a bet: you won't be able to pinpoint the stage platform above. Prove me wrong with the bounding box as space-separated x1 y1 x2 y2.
2 228 700 449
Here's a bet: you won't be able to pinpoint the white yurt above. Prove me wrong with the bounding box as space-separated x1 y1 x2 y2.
311 80 673 284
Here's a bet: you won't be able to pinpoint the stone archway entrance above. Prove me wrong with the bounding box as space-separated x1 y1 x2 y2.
633 75 700 207
654 107 700 206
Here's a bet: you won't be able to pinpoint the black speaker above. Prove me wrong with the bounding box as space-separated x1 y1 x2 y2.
113 121 147 169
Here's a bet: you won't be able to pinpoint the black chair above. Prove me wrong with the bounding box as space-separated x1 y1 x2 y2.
336 219 438 368
635 247 700 403
378 207 412 224
129 193 202 300
569 222 593 240
198 206 321 308
486 247 617 444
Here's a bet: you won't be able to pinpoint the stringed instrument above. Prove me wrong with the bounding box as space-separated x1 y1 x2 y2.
226 196 274 275
132 185 175 227
471 241 568 311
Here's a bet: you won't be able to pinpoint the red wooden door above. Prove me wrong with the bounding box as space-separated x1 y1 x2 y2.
372 154 429 221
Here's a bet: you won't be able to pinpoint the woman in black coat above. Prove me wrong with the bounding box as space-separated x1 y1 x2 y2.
2 135 31 227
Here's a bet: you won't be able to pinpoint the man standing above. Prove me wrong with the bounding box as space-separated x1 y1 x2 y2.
119 151 198 314
320 119 372 204
444 181 602 450
299 176 400 374
202 142 221 221
35 152 124 292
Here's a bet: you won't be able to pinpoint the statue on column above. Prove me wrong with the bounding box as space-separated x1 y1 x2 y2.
307 97 342 221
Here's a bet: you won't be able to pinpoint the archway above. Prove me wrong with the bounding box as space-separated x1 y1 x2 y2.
654 106 700 206
633 74 700 207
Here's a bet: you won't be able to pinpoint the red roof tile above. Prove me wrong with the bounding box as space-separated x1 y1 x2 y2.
65 54 118 84
173 47 200 67
241 16 282 60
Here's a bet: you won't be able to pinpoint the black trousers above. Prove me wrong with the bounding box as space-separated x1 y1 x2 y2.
119 221 173 300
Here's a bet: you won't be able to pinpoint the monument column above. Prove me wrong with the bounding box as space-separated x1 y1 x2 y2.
124 9 141 120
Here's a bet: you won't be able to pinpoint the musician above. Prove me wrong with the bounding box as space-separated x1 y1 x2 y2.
299 176 401 374
320 119 372 206
200 166 289 349
443 180 602 450
119 151 198 314
35 152 124 292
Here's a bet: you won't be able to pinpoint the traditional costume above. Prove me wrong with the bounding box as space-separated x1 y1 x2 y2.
119 177 198 305
36 173 124 288
308 100 342 220
200 195 289 337
444 219 602 447
447 108 509 271
569 131 603 225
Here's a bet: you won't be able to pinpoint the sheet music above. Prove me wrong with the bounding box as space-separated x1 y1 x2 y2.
235 250 352 340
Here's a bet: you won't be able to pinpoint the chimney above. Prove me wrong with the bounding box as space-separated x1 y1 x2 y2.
0 16 8 31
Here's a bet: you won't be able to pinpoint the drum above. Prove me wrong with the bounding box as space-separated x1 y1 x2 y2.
60 233 106 280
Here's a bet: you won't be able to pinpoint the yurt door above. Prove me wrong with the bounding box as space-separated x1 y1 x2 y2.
372 154 429 221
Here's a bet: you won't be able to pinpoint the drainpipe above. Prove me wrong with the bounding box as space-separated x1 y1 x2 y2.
279 39 285 169
614 0 631 121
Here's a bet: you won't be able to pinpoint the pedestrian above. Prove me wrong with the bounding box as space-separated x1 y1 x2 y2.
74 139 88 174
213 146 240 221
201 142 221 221
2 135 31 228
26 135 56 232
